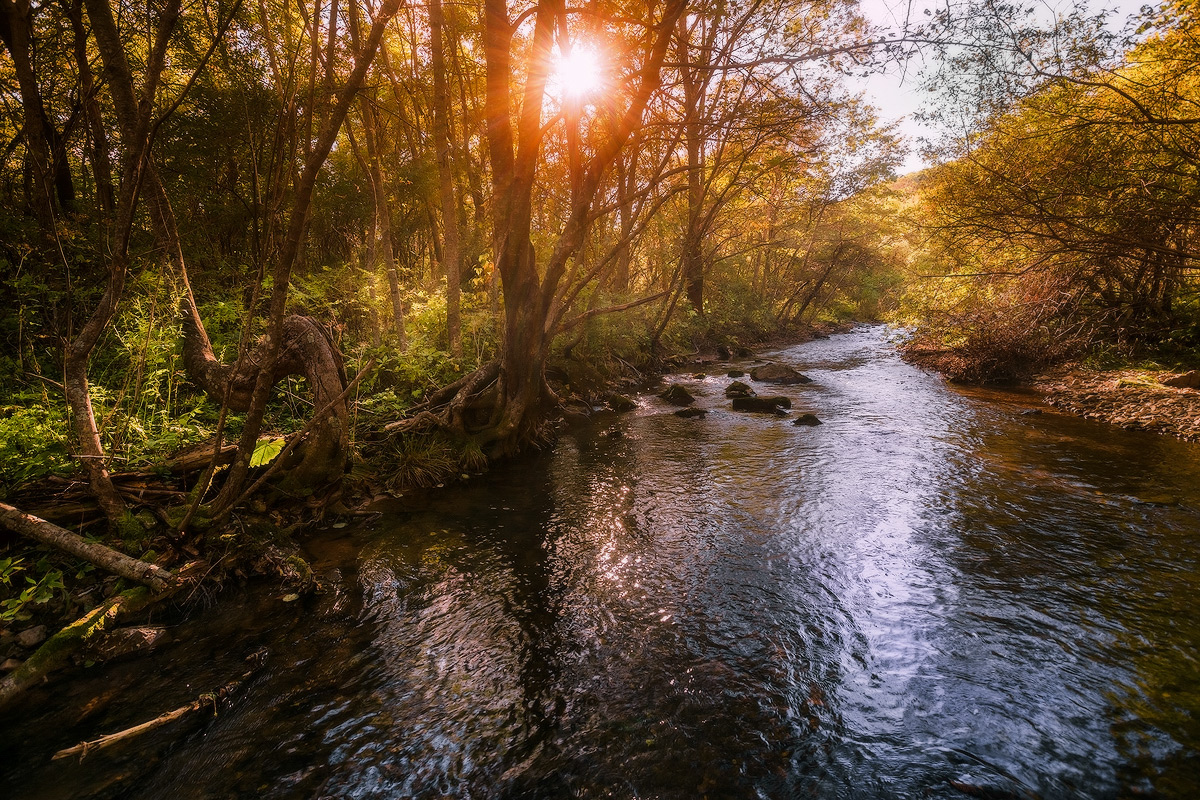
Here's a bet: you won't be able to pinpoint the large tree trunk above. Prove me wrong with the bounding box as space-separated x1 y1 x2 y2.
440 0 686 454
0 0 71 230
360 101 407 345
678 17 705 313
61 0 182 528
209 0 402 516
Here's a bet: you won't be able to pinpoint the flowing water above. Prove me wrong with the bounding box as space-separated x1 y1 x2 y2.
5 325 1200 799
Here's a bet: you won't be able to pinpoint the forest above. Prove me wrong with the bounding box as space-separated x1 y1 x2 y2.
2 0 1200 792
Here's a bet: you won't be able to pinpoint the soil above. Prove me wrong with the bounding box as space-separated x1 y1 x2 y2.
1031 366 1200 441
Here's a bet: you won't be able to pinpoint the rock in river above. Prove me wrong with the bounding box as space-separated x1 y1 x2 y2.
674 407 707 418
732 396 791 413
792 413 822 426
659 385 696 406
749 364 812 385
725 381 754 398
607 393 637 412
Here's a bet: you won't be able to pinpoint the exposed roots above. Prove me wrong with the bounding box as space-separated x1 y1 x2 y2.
373 358 563 488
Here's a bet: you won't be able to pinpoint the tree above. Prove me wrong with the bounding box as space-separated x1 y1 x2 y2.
392 0 687 454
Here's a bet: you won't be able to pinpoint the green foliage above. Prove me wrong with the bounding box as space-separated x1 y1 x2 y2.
0 557 67 623
0 400 74 496
909 7 1200 361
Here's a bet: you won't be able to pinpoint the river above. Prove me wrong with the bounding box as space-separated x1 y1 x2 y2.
4 325 1200 799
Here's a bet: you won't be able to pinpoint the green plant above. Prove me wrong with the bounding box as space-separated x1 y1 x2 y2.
0 557 66 623
0 399 74 496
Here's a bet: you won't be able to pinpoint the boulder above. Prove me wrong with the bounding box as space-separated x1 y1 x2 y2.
607 393 637 413
726 370 745 378
674 407 707 418
792 413 822 426
16 625 47 649
658 384 696 406
725 381 754 399
749 364 812 385
732 396 791 413
1163 371 1200 389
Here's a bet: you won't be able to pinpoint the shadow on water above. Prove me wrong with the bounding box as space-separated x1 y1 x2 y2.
4 325 1200 799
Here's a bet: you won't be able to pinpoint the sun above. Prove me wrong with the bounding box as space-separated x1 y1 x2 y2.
553 45 605 100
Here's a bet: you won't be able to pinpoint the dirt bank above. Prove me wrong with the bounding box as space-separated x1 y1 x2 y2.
1032 366 1200 441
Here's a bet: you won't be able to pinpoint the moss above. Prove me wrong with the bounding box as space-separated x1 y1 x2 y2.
280 554 314 593
113 511 147 546
0 586 152 710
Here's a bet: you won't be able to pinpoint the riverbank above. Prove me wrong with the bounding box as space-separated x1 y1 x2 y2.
900 341 1200 441
8 324 1200 799
1032 365 1200 441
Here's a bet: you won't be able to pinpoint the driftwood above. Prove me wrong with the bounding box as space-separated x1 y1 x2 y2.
0 502 173 591
52 651 264 761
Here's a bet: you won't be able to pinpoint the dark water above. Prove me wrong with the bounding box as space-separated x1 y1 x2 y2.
5 325 1200 799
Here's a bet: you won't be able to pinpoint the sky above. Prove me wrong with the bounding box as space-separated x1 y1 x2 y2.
855 0 1154 173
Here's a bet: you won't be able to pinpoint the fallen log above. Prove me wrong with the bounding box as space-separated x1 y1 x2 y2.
0 587 152 710
52 651 265 761
0 561 206 711
0 502 173 592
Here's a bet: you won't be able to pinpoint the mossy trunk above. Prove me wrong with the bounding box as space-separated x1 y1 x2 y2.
0 587 152 711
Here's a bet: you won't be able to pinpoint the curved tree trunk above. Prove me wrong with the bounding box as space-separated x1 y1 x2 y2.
182 313 350 492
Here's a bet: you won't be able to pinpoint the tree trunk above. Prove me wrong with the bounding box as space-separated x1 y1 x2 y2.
0 502 173 591
360 101 407 345
182 314 350 492
0 0 60 231
430 0 462 358
210 0 402 515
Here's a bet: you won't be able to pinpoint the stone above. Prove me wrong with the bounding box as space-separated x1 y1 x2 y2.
607 393 637 413
1163 371 1200 389
83 626 168 663
749 364 812 385
658 384 695 406
716 345 731 360
1 658 21 672
726 370 745 378
674 407 707 418
691 372 707 380
561 398 592 426
792 413 822 426
16 625 48 649
725 381 754 398
732 396 791 413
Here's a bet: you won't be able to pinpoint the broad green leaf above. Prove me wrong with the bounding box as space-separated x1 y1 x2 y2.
250 437 286 468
